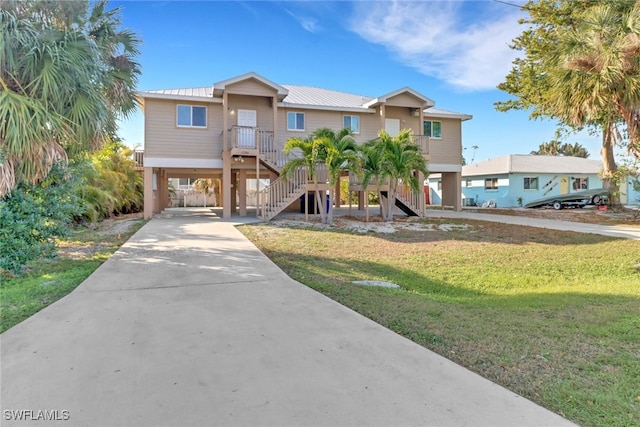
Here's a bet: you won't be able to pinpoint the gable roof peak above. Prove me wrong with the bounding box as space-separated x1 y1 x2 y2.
363 86 436 109
213 72 289 100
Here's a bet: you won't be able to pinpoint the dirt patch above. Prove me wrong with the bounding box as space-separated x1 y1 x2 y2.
274 214 473 234
57 213 144 260
467 206 640 226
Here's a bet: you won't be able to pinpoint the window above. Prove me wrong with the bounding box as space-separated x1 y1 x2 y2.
423 120 442 138
465 179 472 188
573 177 588 190
287 112 305 131
177 105 206 128
523 176 539 190
485 178 498 190
343 115 360 133
437 181 442 191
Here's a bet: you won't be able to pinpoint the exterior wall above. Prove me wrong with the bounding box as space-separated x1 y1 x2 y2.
623 176 640 205
383 106 420 133
227 94 275 130
225 79 277 97
144 98 223 160
276 108 381 148
427 117 463 167
384 93 425 108
460 173 604 207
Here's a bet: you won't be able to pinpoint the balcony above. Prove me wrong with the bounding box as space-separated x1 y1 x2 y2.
133 150 144 170
229 126 274 156
411 135 430 157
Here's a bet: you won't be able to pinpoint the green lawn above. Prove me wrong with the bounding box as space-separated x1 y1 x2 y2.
0 216 146 333
239 217 640 427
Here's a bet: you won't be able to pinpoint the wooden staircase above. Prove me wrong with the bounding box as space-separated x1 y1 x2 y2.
231 128 426 221
259 167 308 221
257 138 316 221
380 189 425 217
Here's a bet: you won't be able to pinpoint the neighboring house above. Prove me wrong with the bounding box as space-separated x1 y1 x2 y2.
137 72 472 219
622 172 640 206
429 154 608 208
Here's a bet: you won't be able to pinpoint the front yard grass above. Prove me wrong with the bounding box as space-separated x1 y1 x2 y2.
0 215 146 333
239 217 640 427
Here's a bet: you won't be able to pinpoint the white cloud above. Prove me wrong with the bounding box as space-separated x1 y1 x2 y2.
283 7 321 33
349 1 525 91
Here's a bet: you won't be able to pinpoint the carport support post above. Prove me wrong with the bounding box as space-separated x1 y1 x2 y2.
441 172 462 211
239 169 247 217
231 172 237 214
223 151 231 218
144 167 154 219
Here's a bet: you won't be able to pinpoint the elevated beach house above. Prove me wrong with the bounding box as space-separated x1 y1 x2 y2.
137 72 472 219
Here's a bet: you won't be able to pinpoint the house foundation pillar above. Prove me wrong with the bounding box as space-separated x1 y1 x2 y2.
239 169 247 217
223 151 231 218
144 167 154 219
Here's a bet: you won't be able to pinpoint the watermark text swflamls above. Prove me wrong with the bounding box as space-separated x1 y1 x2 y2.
4 409 70 421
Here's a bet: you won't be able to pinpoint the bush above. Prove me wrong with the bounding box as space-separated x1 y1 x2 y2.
73 141 143 222
0 166 82 274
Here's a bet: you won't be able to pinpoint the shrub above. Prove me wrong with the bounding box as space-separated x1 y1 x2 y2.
0 166 82 274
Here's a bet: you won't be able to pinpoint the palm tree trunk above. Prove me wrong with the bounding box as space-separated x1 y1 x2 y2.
601 124 619 205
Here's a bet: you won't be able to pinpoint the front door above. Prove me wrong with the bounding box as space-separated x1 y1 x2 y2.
385 118 400 137
237 109 257 148
559 176 569 194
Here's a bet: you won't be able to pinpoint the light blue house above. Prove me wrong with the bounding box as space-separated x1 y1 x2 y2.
622 173 640 206
429 155 609 208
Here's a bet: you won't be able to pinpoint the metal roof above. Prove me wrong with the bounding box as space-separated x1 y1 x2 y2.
462 155 603 177
143 87 213 97
281 85 373 109
137 73 471 118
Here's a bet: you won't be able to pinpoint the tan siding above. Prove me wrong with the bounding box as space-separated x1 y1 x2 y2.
358 113 381 143
276 108 382 147
385 93 423 108
227 94 275 130
144 99 223 159
226 79 276 97
384 106 422 135
427 118 462 166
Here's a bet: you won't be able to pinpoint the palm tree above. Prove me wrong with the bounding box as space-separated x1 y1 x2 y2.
375 129 428 221
358 139 387 218
0 0 141 195
548 2 640 178
312 128 359 223
192 178 218 207
470 145 479 164
281 134 328 223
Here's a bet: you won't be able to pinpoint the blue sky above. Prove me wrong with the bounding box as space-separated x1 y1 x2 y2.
113 0 604 163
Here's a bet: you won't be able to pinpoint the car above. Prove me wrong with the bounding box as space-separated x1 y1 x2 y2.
524 188 609 210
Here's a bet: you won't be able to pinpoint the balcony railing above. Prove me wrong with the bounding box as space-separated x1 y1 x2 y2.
133 150 144 168
411 135 429 155
229 126 274 151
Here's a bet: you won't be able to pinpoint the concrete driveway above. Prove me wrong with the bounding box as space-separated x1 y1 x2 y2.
425 209 640 240
1 209 576 426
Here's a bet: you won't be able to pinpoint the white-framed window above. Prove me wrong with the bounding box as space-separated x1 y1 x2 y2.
485 178 498 191
177 105 207 128
423 120 442 138
573 177 588 190
523 176 539 190
437 181 442 191
287 112 305 131
465 179 472 187
343 115 360 133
